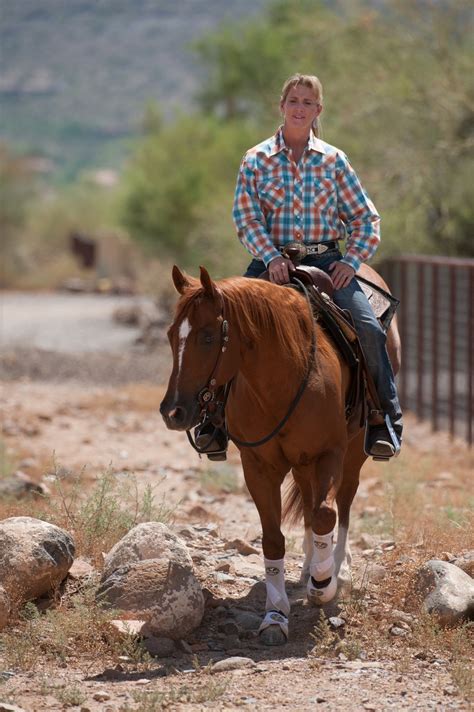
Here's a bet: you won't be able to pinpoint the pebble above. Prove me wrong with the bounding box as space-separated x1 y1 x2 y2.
233 610 262 631
93 692 111 702
223 634 242 650
390 626 408 637
218 620 240 635
215 572 235 583
224 538 260 556
211 656 256 673
143 636 176 658
328 616 345 629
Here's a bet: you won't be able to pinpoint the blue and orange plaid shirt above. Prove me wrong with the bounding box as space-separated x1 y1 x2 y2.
232 128 380 271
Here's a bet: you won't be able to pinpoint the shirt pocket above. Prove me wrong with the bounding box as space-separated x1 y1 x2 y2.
313 173 335 212
257 179 286 213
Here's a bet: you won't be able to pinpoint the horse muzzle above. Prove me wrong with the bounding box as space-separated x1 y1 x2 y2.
159 398 200 431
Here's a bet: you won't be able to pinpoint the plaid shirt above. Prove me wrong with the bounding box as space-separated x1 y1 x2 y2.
233 128 380 271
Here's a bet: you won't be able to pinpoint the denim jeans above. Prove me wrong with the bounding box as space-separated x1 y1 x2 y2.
243 251 403 429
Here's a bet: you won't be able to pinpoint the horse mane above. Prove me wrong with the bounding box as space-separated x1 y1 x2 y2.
176 276 331 374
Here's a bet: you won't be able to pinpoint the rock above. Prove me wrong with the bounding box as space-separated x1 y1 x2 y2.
233 610 262 631
0 704 28 712
328 616 345 629
92 692 110 702
98 523 204 640
218 620 240 635
143 636 176 658
390 626 408 636
102 522 192 579
224 539 260 556
452 551 474 578
68 558 96 580
0 472 48 500
0 586 11 631
411 559 474 625
0 517 74 603
366 564 387 583
211 656 256 673
109 619 146 636
223 634 242 650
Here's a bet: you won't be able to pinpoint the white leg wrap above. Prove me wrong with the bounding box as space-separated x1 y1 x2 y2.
307 529 337 605
309 530 335 582
264 557 290 616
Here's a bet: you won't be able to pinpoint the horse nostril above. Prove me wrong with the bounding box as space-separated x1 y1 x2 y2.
169 406 186 426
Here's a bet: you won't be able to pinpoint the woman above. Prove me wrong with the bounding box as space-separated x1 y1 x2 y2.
232 73 402 458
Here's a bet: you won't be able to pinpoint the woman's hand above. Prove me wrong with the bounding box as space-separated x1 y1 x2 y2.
268 256 296 285
329 261 355 289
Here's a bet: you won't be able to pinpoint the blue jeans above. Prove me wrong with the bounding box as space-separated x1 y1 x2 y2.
244 251 403 429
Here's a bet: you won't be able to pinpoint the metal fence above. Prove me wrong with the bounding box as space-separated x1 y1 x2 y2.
380 256 474 445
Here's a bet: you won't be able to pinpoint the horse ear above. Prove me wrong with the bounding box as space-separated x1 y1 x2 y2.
172 265 190 294
199 266 218 299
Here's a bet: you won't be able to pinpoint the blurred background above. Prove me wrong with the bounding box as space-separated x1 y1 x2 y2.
1 0 473 440
1 0 472 290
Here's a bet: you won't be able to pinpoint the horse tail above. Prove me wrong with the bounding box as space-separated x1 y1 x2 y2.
282 474 304 527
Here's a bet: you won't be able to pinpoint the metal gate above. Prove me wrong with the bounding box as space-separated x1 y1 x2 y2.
380 256 473 445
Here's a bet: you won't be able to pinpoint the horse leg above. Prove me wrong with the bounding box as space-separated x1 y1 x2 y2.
334 434 366 591
307 449 344 605
290 470 314 583
240 451 289 646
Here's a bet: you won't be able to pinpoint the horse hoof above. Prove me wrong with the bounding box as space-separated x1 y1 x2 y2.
259 625 287 646
307 575 338 605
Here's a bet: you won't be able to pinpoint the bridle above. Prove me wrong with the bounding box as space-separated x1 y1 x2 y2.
185 279 316 453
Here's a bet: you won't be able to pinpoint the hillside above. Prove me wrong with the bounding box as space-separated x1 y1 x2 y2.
0 0 270 180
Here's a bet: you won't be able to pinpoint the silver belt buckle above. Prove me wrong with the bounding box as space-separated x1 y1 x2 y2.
312 243 329 254
281 242 308 262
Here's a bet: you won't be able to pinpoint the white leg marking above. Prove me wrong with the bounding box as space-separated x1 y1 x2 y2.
301 527 313 581
334 524 352 590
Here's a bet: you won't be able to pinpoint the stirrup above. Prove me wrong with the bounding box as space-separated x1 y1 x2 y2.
364 414 401 461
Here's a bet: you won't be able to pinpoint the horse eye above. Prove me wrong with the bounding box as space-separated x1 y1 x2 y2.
204 335 214 344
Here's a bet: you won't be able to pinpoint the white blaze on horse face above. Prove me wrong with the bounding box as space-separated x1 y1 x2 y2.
177 317 192 381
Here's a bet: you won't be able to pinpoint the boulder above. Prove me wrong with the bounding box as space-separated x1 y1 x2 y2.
102 522 192 579
411 559 474 625
0 517 75 603
0 585 11 631
98 523 204 640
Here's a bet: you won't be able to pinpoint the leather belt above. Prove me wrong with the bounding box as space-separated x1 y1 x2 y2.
278 241 339 260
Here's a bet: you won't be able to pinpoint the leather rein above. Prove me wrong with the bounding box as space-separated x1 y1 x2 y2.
186 278 316 452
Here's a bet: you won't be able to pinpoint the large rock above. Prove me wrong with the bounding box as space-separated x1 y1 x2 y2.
0 585 11 631
98 523 204 640
0 517 75 604
411 559 474 625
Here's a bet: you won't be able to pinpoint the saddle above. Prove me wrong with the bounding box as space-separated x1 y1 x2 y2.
259 264 397 427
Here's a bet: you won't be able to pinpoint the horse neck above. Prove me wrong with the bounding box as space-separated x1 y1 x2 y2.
227 288 314 401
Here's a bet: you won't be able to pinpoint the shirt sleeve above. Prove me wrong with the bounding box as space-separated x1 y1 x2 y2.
335 152 380 273
232 155 281 267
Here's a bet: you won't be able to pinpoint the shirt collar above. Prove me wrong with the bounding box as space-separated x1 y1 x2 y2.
268 127 326 156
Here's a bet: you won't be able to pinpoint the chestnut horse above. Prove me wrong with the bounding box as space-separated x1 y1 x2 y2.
160 265 400 645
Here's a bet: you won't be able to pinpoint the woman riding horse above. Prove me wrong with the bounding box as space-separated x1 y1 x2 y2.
233 73 402 459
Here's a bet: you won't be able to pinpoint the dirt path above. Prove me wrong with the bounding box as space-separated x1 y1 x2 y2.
0 297 472 710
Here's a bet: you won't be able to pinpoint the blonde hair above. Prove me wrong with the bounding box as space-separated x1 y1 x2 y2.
280 73 323 138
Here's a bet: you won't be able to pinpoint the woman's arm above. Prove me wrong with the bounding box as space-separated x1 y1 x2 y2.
335 152 380 274
232 157 282 267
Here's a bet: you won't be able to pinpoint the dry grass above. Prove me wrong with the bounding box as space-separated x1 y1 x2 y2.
80 384 167 414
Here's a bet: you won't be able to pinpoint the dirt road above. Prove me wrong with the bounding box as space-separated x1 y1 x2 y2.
0 292 472 711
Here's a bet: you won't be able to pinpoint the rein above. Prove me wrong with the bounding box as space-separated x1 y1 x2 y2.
186 278 316 452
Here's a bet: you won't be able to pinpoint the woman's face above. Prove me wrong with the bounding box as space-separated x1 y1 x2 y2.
280 84 322 134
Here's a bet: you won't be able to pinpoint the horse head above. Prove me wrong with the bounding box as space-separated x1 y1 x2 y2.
159 266 239 431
